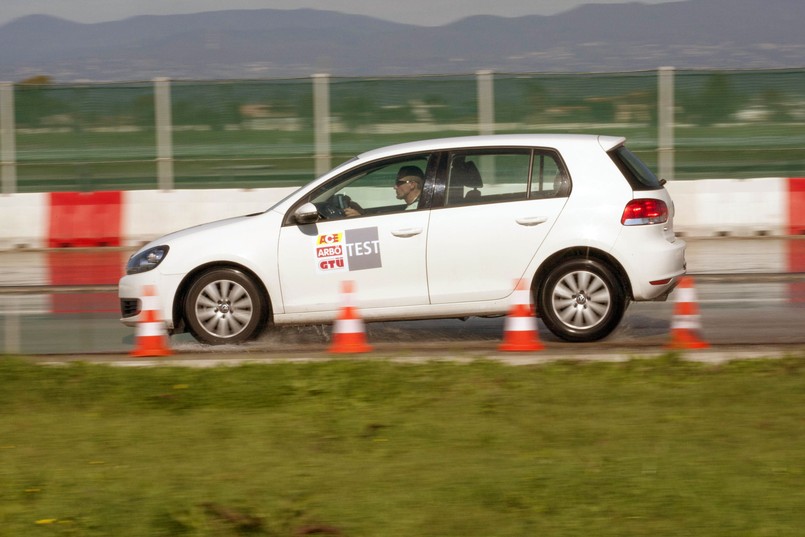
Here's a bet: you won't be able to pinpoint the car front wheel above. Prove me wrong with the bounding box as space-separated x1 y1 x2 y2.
184 268 266 345
537 258 626 342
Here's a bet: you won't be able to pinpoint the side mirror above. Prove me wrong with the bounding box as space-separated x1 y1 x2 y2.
294 202 319 224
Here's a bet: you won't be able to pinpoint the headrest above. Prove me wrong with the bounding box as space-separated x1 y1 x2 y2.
462 161 483 189
450 157 483 189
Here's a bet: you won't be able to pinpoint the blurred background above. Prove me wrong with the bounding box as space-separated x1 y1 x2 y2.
2 69 805 194
1 0 804 194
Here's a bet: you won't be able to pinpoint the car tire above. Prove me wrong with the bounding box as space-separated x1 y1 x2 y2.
184 268 266 345
537 258 626 342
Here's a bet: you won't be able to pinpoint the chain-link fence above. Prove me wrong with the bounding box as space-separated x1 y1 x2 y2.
2 68 804 193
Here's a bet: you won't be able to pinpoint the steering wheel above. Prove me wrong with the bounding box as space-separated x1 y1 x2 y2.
316 193 349 219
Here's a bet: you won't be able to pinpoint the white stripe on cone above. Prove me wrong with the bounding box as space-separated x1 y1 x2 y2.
141 294 160 311
138 322 168 337
332 318 366 334
503 315 537 332
676 286 697 302
670 315 702 330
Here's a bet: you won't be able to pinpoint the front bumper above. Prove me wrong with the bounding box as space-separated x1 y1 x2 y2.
118 272 182 329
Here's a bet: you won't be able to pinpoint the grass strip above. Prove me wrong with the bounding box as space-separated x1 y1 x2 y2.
0 354 803 536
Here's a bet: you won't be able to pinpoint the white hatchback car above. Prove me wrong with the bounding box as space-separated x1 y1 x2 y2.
119 134 686 344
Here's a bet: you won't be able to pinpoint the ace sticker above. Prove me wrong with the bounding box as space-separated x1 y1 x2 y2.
315 227 382 272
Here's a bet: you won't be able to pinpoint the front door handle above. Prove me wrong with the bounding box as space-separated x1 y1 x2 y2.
391 227 423 237
515 216 548 226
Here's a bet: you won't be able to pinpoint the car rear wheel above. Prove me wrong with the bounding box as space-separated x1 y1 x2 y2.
184 268 266 345
537 258 626 342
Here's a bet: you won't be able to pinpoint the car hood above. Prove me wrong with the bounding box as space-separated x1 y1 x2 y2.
136 213 262 252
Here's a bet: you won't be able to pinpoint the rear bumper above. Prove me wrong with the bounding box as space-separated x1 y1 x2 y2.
649 276 682 302
613 230 687 301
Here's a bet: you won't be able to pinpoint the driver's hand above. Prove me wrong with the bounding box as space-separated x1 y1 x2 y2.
344 207 360 217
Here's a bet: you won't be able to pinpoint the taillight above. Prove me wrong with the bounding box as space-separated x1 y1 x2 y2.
621 199 668 226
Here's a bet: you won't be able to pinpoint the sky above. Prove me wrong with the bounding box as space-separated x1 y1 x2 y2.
0 0 681 27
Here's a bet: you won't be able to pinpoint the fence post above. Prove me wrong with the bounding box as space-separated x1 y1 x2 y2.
154 77 174 191
0 82 17 194
477 70 495 135
658 66 675 181
312 73 331 177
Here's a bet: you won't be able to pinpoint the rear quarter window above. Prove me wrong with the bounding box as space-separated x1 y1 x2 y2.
609 146 663 191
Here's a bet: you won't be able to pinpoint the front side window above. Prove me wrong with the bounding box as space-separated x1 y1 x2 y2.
308 154 430 220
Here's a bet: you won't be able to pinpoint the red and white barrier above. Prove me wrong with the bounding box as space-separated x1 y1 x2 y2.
0 178 803 249
48 191 123 247
0 186 298 249
788 178 805 235
0 192 48 249
121 188 297 246
666 178 788 237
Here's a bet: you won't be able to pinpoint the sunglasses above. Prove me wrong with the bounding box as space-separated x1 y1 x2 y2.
395 179 417 187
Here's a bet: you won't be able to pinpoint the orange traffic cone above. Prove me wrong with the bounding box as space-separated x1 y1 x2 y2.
328 280 372 354
499 279 544 352
666 276 709 349
130 285 173 357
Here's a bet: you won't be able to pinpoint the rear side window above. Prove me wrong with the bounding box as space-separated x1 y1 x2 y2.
442 148 570 207
444 150 531 207
609 146 663 191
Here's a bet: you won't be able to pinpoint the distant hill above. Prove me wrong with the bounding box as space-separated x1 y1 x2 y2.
0 0 803 81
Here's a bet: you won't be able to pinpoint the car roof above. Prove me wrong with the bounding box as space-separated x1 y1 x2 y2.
354 134 626 161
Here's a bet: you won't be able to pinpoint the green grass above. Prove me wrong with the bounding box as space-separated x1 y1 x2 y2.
1 355 803 536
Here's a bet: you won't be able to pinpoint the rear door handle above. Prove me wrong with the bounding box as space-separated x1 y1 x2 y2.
515 216 548 226
391 227 423 237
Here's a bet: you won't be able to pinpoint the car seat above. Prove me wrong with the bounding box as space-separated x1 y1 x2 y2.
462 161 483 202
448 157 483 204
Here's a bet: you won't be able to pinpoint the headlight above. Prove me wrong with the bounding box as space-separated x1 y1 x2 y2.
126 245 169 274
